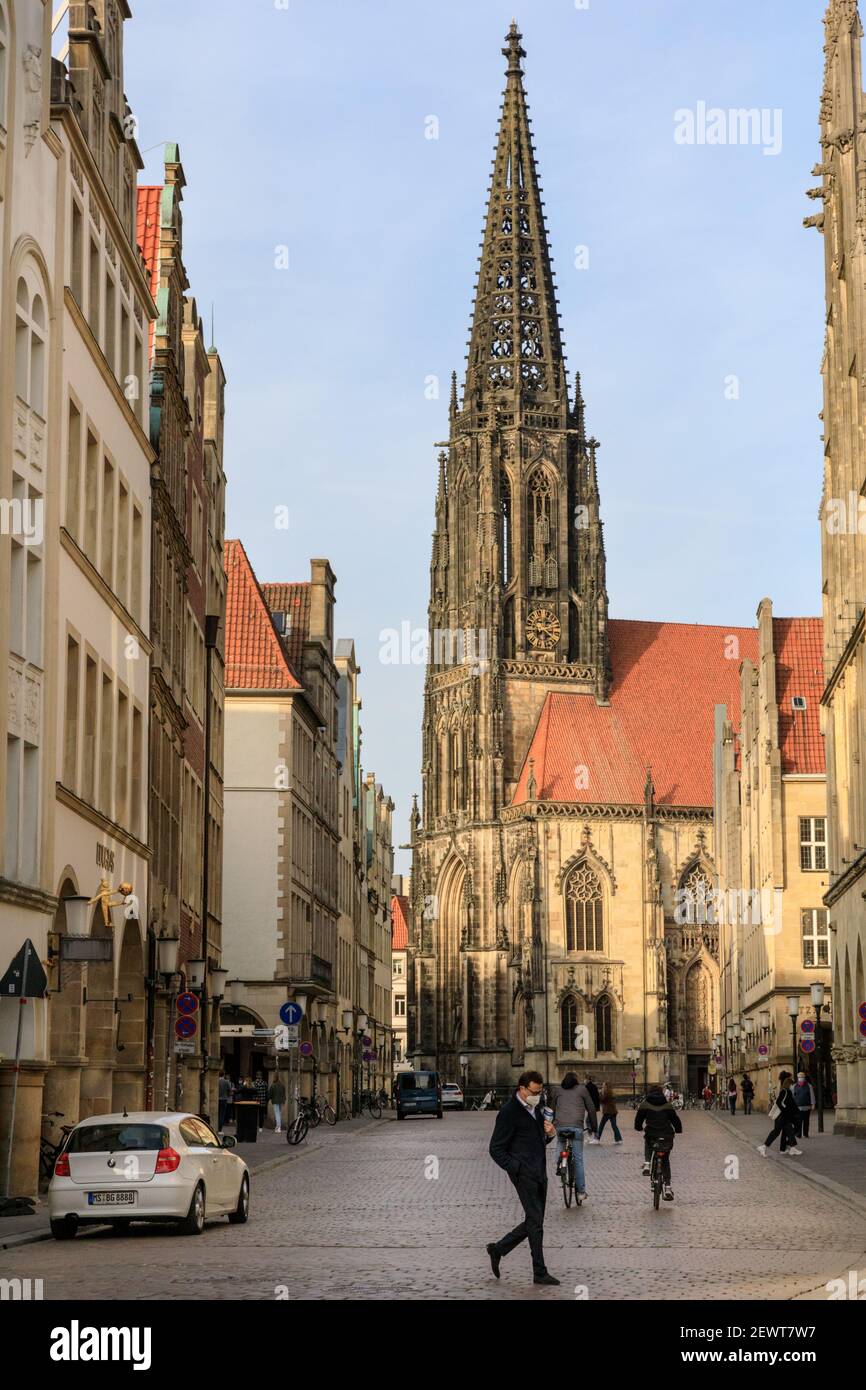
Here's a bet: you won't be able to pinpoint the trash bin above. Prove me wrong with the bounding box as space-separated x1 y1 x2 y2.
234 1088 259 1143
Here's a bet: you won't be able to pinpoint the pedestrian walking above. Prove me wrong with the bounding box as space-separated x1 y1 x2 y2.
596 1081 622 1144
792 1071 816 1138
757 1073 802 1157
550 1072 597 1198
702 1083 713 1110
268 1073 287 1133
254 1069 269 1131
217 1071 231 1134
486 1071 560 1286
584 1074 601 1112
741 1072 754 1116
727 1077 738 1115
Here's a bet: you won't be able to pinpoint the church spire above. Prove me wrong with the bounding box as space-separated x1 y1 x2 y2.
463 21 567 423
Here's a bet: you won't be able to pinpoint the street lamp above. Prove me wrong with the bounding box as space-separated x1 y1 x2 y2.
157 931 180 979
63 895 91 935
188 958 206 991
810 981 826 1133
787 994 800 1077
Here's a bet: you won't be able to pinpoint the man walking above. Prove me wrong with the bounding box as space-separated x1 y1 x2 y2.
486 1071 559 1286
741 1072 755 1116
792 1071 816 1138
253 1069 269 1131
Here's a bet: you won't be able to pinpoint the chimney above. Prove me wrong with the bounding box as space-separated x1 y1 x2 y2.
308 559 336 654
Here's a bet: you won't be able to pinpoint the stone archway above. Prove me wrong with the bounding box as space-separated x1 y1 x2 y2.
79 906 115 1120
112 919 145 1112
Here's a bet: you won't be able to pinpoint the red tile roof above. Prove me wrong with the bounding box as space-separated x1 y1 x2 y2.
224 540 302 691
772 617 825 775
262 583 310 672
136 186 162 358
391 895 409 951
513 619 760 809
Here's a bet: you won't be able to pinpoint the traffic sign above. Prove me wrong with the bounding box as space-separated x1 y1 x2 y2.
299 1041 313 1057
800 1038 816 1054
175 1015 197 1040
362 1050 378 1063
274 1025 298 1050
860 1020 866 1037
176 992 199 1016
758 1044 768 1055
174 1040 195 1056
800 1019 815 1033
279 1001 303 1026
361 1036 372 1048
859 1002 866 1021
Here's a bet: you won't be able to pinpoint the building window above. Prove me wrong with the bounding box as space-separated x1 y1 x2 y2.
393 957 404 977
499 470 512 586
14 278 46 414
564 862 603 951
63 635 80 790
595 995 613 1053
527 469 556 591
394 995 406 1018
800 817 826 871
801 909 829 968
560 993 583 1052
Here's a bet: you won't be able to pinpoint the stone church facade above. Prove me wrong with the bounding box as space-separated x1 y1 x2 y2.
407 23 811 1098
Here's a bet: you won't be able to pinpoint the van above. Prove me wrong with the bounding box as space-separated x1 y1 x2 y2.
395 1070 443 1120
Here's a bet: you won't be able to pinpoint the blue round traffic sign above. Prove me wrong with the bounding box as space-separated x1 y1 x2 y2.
176 992 199 1016
175 1015 197 1039
298 1041 313 1057
859 1002 866 1021
800 1019 815 1033
280 1001 303 1026
800 1037 816 1053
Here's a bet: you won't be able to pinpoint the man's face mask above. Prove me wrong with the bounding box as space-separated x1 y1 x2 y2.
522 1091 541 1108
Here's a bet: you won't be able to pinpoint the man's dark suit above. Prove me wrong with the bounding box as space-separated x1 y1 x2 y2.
488 1094 553 1277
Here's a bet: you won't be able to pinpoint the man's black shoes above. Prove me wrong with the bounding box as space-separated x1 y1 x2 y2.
486 1243 501 1279
533 1272 561 1286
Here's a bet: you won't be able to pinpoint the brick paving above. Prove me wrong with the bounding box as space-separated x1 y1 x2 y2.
1 1111 865 1300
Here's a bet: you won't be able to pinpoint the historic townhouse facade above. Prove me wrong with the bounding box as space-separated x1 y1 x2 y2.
0 0 155 1193
715 601 830 1109
409 24 822 1100
808 0 866 1136
222 542 341 1105
363 773 394 1094
390 885 410 1067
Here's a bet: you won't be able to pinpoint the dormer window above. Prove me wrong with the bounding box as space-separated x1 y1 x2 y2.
792 695 807 711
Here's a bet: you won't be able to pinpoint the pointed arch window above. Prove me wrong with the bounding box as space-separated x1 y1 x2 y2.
450 728 464 812
15 279 46 416
595 995 613 1053
528 471 556 592
456 481 473 607
499 471 513 587
560 993 583 1053
679 864 714 925
565 862 603 952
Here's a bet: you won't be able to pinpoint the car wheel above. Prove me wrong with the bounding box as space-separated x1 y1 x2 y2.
437 1108 443 1119
228 1174 250 1225
179 1182 205 1236
50 1217 77 1241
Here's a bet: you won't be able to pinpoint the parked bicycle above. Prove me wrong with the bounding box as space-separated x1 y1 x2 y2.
360 1089 382 1119
286 1097 317 1146
314 1094 336 1127
40 1112 73 1181
471 1089 497 1111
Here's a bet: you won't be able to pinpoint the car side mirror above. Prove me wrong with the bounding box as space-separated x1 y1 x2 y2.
221 1135 237 1149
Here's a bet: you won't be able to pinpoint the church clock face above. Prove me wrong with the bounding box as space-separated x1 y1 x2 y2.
526 606 561 650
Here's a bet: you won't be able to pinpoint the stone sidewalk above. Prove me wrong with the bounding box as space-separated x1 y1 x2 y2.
0 1112 380 1250
709 1107 866 1214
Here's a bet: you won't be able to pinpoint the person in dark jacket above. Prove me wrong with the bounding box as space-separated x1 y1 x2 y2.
792 1071 816 1138
726 1077 738 1115
757 1073 802 1156
584 1075 601 1113
551 1072 596 1198
253 1070 269 1131
635 1084 683 1200
741 1072 755 1116
486 1071 559 1286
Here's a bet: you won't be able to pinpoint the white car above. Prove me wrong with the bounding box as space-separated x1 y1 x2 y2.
441 1083 465 1110
48 1112 249 1239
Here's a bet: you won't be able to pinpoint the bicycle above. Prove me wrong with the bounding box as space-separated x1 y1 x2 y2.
556 1132 582 1210
360 1089 382 1119
649 1139 671 1210
286 1097 316 1146
338 1094 352 1121
314 1094 337 1126
40 1112 73 1182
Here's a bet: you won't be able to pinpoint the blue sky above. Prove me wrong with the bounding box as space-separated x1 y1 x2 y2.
121 1 828 870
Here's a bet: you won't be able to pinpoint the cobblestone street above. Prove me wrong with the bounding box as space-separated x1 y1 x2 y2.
3 1111 866 1301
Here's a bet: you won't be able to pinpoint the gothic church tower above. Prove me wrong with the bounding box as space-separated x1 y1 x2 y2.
410 24 610 1083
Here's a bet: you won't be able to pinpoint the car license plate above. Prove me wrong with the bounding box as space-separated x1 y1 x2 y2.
87 1191 136 1206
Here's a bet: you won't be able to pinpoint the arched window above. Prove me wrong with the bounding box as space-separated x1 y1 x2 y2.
527 470 556 591
15 278 46 415
560 993 583 1053
564 862 603 952
456 480 472 608
450 728 462 811
595 995 613 1053
679 864 714 925
499 471 513 587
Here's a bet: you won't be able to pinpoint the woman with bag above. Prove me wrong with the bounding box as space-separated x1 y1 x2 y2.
596 1081 622 1144
757 1073 802 1157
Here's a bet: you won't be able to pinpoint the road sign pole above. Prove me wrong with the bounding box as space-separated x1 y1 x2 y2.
0 986 26 1199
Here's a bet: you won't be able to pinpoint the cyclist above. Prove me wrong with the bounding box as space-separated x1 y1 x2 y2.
551 1073 597 1200
635 1082 682 1202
